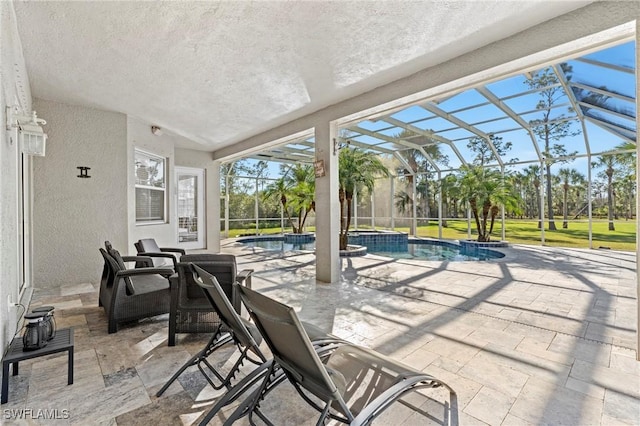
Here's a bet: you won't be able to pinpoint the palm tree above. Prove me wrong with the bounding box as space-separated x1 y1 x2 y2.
617 174 635 220
525 65 580 231
557 168 585 228
522 165 542 222
592 151 629 231
263 176 297 232
394 190 413 215
394 140 446 229
611 142 637 221
439 173 460 224
457 165 519 242
602 155 616 231
285 164 315 233
339 147 390 250
289 179 315 232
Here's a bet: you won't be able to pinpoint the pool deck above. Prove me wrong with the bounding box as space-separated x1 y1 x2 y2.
6 241 639 425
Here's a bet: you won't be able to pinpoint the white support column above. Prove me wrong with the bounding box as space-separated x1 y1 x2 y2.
209 160 221 252
315 123 340 283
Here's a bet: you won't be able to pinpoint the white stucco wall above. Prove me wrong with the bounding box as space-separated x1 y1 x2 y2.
127 117 178 250
32 99 128 288
0 1 34 355
0 2 32 354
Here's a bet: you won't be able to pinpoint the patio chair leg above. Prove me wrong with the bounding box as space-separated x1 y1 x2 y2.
156 330 232 397
198 360 274 425
223 362 279 426
316 403 331 426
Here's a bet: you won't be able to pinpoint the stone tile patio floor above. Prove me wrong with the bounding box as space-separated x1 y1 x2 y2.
2 242 639 425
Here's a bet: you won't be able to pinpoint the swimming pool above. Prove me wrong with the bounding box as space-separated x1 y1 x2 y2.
237 236 504 261
241 239 315 251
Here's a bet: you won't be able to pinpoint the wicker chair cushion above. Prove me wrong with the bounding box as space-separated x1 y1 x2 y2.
137 238 174 267
108 249 136 295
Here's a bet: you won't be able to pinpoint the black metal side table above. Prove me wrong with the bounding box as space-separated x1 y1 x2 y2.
1 327 74 404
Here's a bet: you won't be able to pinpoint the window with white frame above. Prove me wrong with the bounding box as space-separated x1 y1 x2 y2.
135 149 166 223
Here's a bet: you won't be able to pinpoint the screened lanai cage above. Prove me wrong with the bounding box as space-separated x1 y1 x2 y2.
221 40 637 251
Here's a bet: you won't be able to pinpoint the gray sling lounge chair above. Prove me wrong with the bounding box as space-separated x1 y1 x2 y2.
156 263 265 400
234 285 456 425
159 264 342 426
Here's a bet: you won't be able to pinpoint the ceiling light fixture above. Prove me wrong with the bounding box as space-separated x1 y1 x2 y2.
6 107 47 156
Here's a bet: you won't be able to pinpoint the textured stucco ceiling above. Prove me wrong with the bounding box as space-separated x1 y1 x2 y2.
14 1 591 151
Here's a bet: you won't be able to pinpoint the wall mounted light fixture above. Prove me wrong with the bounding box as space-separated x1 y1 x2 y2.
151 125 163 136
77 166 91 178
6 106 47 156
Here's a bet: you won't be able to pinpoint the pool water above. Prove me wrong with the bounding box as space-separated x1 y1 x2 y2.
369 244 503 261
242 240 315 251
240 238 503 261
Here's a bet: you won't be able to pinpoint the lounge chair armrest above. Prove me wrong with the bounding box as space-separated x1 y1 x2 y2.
351 373 453 425
121 255 153 267
116 267 174 278
137 251 179 268
237 269 254 288
138 252 177 259
159 247 186 255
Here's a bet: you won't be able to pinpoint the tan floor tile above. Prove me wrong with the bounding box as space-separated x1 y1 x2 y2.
463 386 514 425
458 355 529 398
510 377 604 425
17 244 639 425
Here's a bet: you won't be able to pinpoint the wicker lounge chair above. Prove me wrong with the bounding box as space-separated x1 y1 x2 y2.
234 285 457 425
167 254 253 346
134 238 186 269
100 241 152 308
100 246 173 333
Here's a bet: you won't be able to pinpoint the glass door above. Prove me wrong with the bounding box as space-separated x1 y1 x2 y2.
176 167 205 249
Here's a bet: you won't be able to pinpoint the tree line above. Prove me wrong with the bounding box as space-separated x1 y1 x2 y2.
221 64 635 243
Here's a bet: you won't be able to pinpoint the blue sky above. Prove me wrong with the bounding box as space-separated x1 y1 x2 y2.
247 40 636 182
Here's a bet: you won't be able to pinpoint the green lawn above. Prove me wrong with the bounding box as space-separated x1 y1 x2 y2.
226 219 637 251
407 219 636 251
